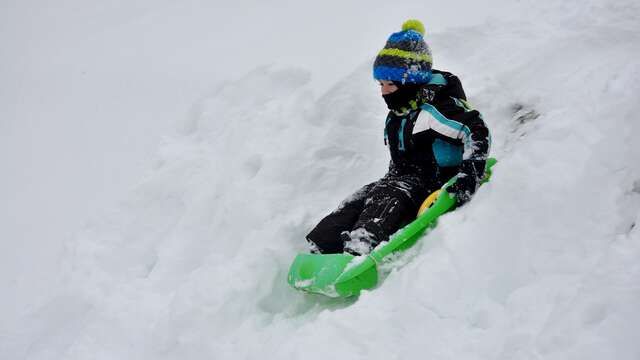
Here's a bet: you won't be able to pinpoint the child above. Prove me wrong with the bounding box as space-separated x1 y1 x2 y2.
306 20 490 255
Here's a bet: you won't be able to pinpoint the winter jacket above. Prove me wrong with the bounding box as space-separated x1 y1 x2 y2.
383 70 490 191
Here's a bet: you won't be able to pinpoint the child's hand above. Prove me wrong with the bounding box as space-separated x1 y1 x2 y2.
447 159 485 205
447 172 478 205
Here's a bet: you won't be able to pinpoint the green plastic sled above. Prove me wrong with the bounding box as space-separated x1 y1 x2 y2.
287 158 497 298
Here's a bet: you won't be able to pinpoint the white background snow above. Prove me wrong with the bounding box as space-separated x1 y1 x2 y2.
2 0 640 359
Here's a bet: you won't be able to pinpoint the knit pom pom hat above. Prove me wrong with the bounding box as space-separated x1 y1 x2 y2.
373 19 432 84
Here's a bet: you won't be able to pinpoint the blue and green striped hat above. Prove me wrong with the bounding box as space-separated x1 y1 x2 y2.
373 20 432 84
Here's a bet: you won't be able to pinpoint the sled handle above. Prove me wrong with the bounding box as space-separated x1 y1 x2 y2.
417 190 441 217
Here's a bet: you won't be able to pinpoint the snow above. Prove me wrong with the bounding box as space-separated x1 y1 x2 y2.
2 0 640 359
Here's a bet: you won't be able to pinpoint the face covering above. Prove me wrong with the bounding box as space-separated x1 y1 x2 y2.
382 83 422 112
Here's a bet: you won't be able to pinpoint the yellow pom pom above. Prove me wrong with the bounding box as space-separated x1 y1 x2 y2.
401 19 425 36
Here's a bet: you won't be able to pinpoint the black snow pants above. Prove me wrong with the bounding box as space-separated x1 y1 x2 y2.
306 169 453 254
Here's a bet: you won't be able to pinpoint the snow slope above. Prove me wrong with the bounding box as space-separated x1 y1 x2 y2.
0 0 518 334
3 0 640 359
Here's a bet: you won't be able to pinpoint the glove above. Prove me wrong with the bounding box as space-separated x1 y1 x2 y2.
447 159 485 205
447 172 478 205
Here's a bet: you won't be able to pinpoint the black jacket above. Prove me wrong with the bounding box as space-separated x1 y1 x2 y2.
383 70 490 185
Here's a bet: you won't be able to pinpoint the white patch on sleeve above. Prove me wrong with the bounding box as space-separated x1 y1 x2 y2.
413 108 463 140
430 117 463 139
412 110 431 134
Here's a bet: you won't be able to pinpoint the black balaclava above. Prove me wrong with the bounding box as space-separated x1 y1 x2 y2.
382 82 422 112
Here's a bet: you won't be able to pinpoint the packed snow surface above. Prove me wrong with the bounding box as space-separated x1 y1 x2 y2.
2 0 640 359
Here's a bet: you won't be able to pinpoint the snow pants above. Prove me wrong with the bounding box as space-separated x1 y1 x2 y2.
306 169 452 254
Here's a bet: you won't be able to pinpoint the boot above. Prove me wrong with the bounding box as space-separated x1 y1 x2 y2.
342 226 382 256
